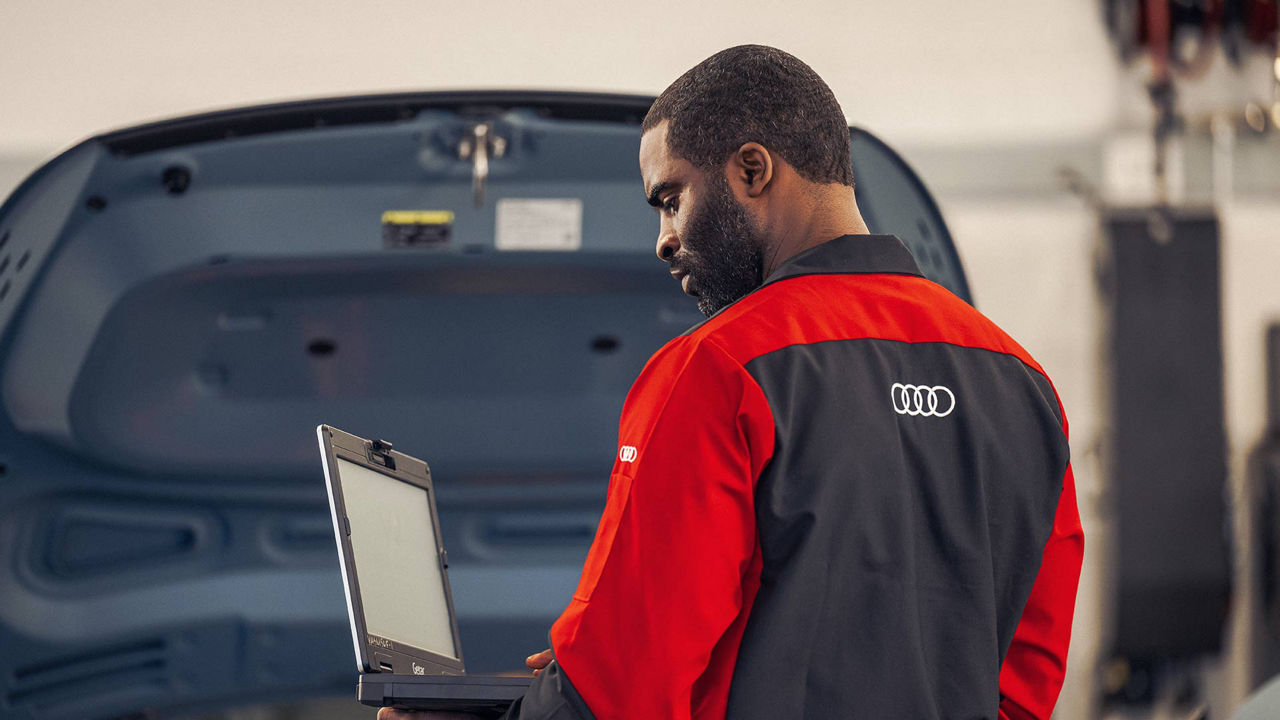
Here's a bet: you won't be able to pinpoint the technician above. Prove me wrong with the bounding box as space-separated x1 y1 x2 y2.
383 44 1083 720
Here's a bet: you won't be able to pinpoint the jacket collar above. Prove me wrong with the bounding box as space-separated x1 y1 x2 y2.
762 234 922 288
681 234 922 335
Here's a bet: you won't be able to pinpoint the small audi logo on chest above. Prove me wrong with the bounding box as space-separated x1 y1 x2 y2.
892 383 956 418
619 445 638 462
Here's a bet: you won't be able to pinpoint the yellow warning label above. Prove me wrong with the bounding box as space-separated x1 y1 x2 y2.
381 210 455 226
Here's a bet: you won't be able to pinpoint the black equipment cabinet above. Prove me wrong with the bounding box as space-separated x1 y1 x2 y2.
1100 206 1231 699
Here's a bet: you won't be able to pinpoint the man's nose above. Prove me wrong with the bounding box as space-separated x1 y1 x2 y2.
656 230 680 263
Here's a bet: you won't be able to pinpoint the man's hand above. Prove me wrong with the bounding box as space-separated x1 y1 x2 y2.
526 648 553 676
375 709 479 720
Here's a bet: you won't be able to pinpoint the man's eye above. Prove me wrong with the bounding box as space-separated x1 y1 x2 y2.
663 199 678 214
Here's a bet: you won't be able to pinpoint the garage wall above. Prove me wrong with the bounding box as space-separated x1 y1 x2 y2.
3 2 1280 719
0 0 1115 164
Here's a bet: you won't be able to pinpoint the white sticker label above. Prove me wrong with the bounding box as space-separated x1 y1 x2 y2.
495 198 583 251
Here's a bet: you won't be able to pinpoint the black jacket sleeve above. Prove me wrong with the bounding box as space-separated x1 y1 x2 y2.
498 656 595 720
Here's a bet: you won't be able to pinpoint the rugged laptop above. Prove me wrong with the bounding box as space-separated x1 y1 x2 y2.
317 424 531 715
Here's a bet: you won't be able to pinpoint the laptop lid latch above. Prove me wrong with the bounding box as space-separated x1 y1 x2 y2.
367 439 396 470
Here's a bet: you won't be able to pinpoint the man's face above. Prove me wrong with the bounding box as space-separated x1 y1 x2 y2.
639 123 767 317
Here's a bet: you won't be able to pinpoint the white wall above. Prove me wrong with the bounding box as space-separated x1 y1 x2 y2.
0 1 1115 162
3 2 1280 718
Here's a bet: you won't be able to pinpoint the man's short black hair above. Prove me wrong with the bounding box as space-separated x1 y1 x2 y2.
642 45 854 187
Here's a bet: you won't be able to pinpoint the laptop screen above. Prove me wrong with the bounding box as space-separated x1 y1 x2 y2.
335 457 459 660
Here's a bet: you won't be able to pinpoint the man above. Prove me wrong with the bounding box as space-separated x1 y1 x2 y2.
383 44 1083 720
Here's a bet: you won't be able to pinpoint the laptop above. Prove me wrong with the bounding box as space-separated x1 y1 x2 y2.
316 424 532 715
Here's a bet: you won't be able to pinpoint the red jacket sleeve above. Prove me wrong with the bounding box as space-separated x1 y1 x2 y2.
998 452 1085 719
549 335 776 720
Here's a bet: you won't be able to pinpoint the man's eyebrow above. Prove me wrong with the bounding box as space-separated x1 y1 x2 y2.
646 181 675 208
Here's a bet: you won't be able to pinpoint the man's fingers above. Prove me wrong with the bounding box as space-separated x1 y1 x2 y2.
377 709 479 719
377 709 438 719
525 648 553 670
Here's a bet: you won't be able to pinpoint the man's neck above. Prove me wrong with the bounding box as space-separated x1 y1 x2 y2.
762 184 869 277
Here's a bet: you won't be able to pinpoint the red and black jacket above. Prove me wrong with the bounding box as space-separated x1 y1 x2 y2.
502 234 1084 720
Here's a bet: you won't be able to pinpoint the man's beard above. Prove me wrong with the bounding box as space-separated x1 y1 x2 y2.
671 175 767 317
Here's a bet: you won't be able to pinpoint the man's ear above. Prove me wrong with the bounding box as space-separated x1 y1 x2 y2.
728 142 774 198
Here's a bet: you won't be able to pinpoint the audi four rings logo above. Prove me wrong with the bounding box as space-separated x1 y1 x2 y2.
891 383 956 417
619 445 638 462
